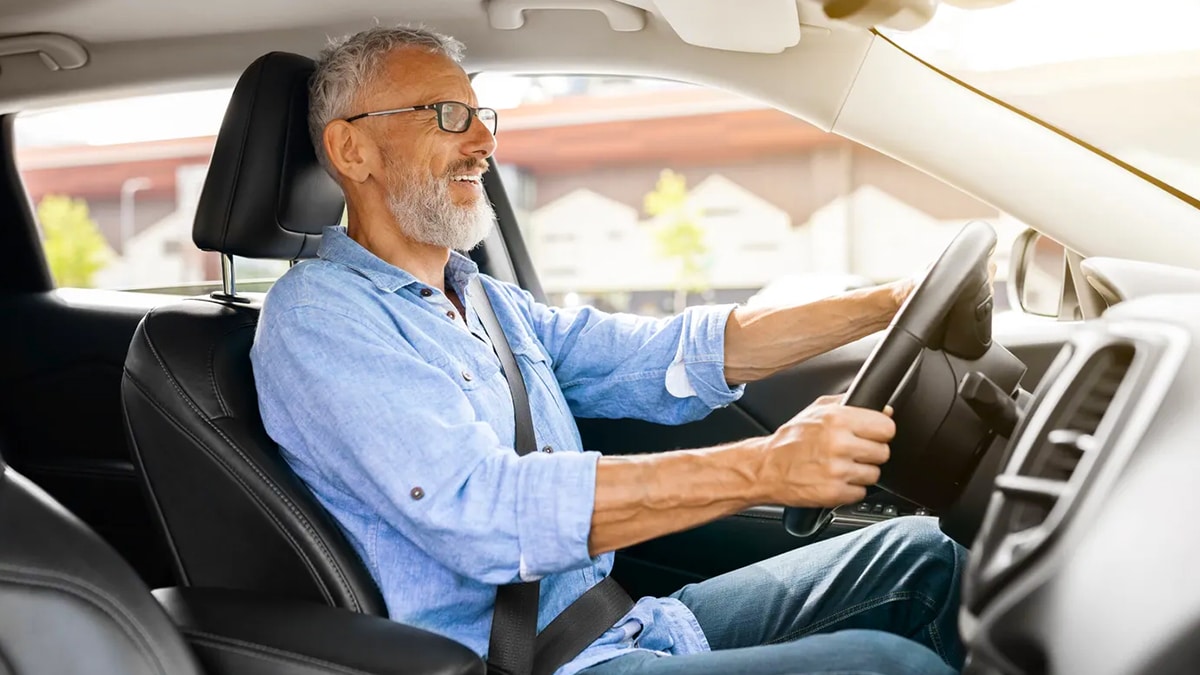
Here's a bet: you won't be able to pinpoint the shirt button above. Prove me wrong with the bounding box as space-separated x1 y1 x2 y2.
419 288 433 298
410 487 425 500
446 310 457 320
542 445 554 454
461 370 473 382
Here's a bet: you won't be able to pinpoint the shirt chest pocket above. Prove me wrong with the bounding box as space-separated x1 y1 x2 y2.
443 348 502 393
512 341 570 420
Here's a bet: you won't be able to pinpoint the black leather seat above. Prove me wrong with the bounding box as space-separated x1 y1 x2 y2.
0 448 484 674
121 52 385 615
0 451 204 674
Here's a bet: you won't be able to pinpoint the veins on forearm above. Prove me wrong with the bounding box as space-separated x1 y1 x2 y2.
723 287 897 385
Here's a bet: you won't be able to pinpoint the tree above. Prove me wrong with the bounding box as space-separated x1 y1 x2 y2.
644 169 709 313
38 194 112 288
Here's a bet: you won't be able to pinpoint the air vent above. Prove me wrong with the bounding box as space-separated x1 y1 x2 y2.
999 344 1134 534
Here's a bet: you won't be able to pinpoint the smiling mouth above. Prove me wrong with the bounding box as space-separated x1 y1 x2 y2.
450 175 482 186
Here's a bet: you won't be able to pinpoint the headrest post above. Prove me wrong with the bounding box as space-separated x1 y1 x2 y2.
222 253 236 297
210 254 250 303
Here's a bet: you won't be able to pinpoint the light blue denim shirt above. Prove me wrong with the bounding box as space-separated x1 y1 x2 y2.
251 226 745 675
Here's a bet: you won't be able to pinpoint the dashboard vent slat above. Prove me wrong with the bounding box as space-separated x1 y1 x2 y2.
1003 344 1135 535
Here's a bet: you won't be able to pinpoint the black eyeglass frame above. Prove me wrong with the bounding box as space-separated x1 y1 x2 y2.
343 100 498 135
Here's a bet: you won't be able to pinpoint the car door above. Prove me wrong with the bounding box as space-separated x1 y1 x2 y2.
478 73 1077 599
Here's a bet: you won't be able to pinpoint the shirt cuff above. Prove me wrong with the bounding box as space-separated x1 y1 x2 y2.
515 450 600 580
665 304 745 409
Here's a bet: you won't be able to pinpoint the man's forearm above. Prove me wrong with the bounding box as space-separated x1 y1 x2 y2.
723 284 904 385
588 440 769 556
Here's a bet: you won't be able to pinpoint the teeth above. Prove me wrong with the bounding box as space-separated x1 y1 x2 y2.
452 175 481 183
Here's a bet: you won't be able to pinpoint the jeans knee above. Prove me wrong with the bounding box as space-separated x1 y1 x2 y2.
878 517 963 558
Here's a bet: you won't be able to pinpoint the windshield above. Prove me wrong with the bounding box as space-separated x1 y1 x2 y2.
889 0 1200 202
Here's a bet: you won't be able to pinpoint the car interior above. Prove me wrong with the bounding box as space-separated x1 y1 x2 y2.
2 1 1200 674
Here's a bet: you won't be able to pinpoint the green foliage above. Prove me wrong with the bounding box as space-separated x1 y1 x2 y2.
38 194 112 288
643 170 710 310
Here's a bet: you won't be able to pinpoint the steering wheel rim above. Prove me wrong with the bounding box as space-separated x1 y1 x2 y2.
783 221 997 538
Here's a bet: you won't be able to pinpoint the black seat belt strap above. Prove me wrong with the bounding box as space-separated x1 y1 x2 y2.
470 277 633 675
472 276 540 675
532 575 632 675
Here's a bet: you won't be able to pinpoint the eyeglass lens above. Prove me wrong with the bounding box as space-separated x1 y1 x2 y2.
440 103 497 134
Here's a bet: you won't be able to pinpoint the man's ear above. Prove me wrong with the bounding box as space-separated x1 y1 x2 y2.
324 120 374 184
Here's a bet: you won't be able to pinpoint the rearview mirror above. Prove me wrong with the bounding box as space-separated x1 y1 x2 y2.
818 0 1017 31
1009 229 1067 317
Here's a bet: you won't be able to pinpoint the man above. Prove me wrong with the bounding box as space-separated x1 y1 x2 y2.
251 25 967 675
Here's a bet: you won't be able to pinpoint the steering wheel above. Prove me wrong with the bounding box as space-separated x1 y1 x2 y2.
783 221 998 538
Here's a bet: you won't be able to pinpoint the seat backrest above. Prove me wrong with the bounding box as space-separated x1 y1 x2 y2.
121 52 385 615
0 452 203 674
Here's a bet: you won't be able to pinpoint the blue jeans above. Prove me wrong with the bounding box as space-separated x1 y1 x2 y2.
581 517 966 675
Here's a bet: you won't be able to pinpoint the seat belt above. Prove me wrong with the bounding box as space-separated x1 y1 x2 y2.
469 277 633 675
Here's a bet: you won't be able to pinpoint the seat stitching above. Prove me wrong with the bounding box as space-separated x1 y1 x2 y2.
124 361 336 608
182 630 373 675
140 315 361 610
206 321 257 418
121 398 193 586
0 564 173 674
132 317 361 611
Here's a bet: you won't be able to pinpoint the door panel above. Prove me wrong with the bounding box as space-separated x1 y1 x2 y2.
0 290 171 586
589 323 1077 598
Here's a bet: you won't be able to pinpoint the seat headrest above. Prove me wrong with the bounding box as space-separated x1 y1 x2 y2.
194 52 345 260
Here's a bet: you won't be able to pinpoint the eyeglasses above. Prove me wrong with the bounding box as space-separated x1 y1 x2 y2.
344 100 498 135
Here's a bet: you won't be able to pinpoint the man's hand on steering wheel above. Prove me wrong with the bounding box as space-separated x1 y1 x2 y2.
757 395 896 508
884 260 997 323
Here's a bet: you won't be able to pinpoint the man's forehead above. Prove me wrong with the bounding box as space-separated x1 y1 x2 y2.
367 48 475 106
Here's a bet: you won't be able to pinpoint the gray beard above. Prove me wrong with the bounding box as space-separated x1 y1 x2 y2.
386 168 496 251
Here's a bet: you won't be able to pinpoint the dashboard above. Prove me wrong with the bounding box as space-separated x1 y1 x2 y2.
962 291 1200 674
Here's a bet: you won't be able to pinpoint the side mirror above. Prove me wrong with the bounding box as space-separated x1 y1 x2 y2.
1009 229 1106 320
1009 229 1065 317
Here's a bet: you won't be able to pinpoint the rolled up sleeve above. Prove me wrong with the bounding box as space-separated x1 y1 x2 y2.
667 304 746 410
515 451 597 580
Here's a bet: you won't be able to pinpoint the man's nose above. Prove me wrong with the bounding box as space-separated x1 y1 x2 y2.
461 114 496 159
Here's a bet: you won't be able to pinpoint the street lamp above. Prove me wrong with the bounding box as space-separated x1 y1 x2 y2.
119 177 152 254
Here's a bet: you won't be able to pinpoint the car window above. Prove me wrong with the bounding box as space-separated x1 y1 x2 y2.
14 87 289 293
476 74 1028 317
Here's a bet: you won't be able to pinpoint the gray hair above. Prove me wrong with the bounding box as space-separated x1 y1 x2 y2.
308 25 465 175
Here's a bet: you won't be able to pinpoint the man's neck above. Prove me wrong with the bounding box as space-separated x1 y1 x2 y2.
345 211 451 293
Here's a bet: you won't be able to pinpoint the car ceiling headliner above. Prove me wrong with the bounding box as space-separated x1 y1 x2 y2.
0 0 864 122
1 0 495 44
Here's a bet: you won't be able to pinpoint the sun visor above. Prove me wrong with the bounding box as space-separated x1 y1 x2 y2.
653 0 802 54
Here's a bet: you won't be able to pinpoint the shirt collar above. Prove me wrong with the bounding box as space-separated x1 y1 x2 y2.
317 226 480 293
